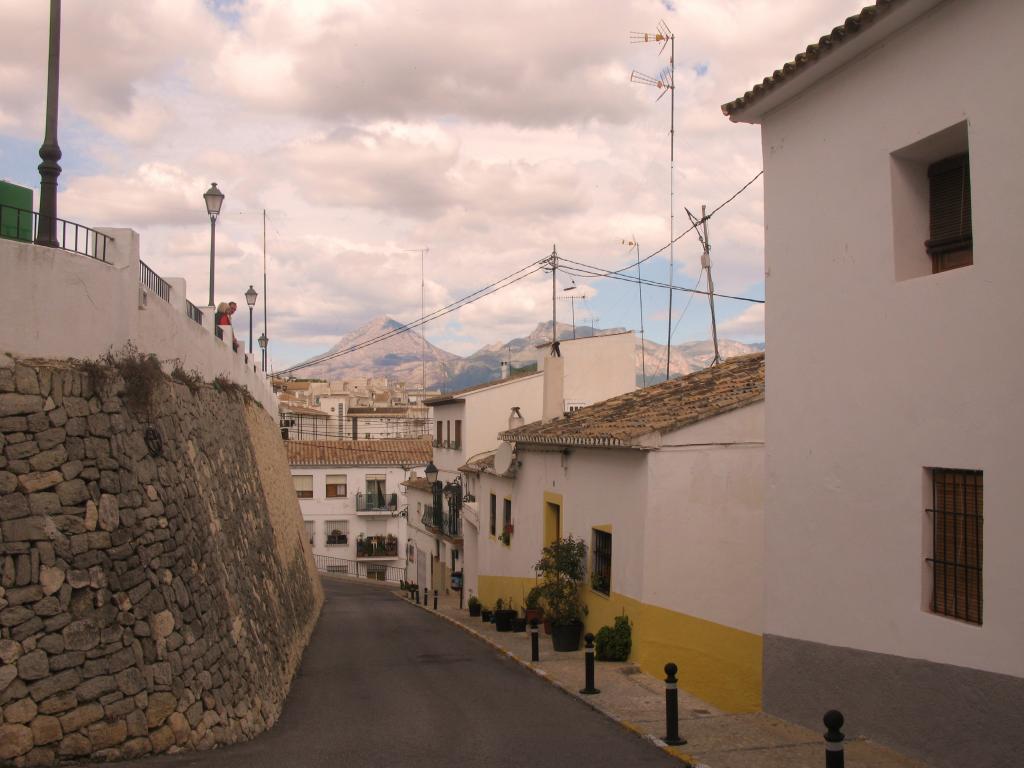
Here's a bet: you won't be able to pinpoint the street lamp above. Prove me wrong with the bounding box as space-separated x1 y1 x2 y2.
203 183 224 306
35 0 63 248
245 285 258 354
257 332 268 373
424 462 438 485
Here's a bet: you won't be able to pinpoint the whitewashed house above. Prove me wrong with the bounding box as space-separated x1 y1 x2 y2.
287 438 431 580
724 0 1023 764
488 354 765 713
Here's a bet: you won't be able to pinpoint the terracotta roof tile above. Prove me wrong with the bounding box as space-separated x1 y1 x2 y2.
286 438 432 467
722 0 901 117
401 477 435 492
279 402 327 417
500 353 764 448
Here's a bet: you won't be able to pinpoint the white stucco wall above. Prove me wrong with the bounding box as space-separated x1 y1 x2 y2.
537 331 636 408
759 0 1024 676
0 229 276 414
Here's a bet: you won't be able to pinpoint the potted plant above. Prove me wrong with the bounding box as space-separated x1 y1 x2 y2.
535 535 588 652
468 596 481 617
524 585 545 625
481 606 492 622
494 597 517 632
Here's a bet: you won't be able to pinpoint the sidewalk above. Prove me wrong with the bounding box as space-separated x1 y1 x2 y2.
399 588 927 768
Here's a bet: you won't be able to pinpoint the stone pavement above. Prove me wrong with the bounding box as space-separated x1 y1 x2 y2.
406 588 929 768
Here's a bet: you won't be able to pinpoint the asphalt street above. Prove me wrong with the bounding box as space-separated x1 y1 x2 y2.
83 577 679 768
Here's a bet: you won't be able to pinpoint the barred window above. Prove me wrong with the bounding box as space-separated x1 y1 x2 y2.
927 469 982 625
591 529 611 595
293 475 313 499
326 520 349 546
326 474 347 498
303 520 315 547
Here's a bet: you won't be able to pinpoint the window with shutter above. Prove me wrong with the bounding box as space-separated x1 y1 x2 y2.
326 474 347 498
926 153 972 273
926 468 982 625
293 475 313 499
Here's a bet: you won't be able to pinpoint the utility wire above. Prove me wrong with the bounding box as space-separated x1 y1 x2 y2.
559 260 763 304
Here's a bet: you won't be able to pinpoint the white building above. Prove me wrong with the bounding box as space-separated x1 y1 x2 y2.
286 438 431 581
724 0 1023 764
486 353 765 712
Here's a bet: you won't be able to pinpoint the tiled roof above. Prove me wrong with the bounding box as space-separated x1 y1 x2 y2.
500 353 764 448
722 0 903 118
459 451 495 474
286 438 432 467
401 477 434 493
424 371 542 406
279 402 327 417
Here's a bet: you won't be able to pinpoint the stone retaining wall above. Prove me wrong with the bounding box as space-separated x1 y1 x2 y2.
0 356 323 765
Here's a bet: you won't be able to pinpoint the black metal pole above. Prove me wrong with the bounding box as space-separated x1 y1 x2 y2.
433 589 438 610
248 306 254 354
664 663 686 746
422 586 427 606
824 710 845 768
208 216 216 307
35 0 62 248
530 619 539 662
580 633 599 694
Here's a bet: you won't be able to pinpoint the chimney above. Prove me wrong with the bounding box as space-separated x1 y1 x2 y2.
508 406 525 430
500 360 510 380
542 354 564 422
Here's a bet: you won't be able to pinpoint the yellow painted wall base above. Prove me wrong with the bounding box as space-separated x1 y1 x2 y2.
480 574 762 713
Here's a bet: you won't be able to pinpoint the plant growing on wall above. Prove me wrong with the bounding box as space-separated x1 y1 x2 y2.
595 614 632 661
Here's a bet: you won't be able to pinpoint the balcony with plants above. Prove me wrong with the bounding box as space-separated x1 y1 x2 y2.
356 534 399 558
355 492 398 514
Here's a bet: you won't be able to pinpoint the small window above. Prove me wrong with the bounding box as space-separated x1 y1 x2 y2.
326 474 347 498
326 520 349 546
303 520 315 547
591 529 612 595
293 475 313 499
926 468 982 625
435 420 443 446
489 494 497 536
926 154 972 273
453 420 462 450
502 498 512 545
446 420 451 447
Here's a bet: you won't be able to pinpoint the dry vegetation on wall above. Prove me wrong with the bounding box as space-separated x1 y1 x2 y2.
0 354 321 765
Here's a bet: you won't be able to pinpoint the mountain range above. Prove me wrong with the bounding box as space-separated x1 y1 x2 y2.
293 316 764 390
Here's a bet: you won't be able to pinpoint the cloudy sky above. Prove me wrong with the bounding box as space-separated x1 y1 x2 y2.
0 0 867 370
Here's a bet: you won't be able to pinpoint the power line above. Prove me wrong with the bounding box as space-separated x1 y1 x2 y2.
558 260 763 304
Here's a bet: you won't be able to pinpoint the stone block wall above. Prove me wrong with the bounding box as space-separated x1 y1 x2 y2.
0 356 323 765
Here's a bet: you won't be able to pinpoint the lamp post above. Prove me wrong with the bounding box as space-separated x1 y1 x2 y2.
35 0 62 248
258 332 268 373
245 285 258 354
203 183 224 306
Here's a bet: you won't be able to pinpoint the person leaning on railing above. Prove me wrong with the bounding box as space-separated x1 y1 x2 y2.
214 302 240 352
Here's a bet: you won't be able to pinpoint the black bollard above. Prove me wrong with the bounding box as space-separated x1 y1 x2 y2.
579 633 600 695
824 710 845 768
433 589 438 610
663 663 686 746
422 587 428 606
530 619 539 662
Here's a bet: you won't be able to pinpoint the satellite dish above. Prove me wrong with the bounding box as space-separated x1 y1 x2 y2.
494 441 515 476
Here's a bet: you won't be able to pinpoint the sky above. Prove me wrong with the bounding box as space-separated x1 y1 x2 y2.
0 0 869 370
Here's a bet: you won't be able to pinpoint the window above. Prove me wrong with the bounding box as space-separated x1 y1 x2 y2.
591 529 611 595
435 420 443 446
453 420 462 450
926 154 972 273
366 474 386 504
326 474 347 498
326 520 349 546
927 469 982 625
502 498 512 543
293 475 313 499
303 520 315 547
489 494 497 536
446 420 451 447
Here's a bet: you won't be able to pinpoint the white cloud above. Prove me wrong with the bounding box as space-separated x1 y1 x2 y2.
718 303 764 341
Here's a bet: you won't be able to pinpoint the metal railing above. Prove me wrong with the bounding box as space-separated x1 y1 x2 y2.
139 260 171 302
186 300 204 325
214 325 224 340
0 204 112 262
355 492 398 512
356 535 399 558
422 506 462 539
313 553 403 583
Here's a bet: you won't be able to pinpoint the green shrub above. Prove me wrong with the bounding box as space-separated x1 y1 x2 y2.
595 614 632 661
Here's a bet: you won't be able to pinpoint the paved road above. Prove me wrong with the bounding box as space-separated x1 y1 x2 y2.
89 577 678 768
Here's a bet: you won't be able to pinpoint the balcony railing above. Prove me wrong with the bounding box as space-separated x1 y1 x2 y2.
139 260 171 302
355 492 398 512
356 535 399 558
313 553 403 583
186 300 204 325
422 506 462 539
0 204 112 262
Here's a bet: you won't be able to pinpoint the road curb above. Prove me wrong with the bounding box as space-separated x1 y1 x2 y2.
394 591 697 767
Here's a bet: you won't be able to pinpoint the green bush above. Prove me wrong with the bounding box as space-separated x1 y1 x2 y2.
595 614 632 661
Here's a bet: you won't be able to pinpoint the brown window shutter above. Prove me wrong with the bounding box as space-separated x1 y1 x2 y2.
925 153 972 259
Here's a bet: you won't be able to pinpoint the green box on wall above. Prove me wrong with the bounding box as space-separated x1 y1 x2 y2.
0 180 34 242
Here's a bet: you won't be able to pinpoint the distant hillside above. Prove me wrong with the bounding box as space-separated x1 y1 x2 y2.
293 316 763 390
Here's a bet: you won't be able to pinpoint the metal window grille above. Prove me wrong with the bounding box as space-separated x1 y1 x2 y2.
303 520 316 547
326 520 349 546
926 468 982 625
591 529 612 595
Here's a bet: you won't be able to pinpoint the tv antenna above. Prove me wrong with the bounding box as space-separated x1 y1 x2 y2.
404 247 430 391
557 282 589 340
685 206 720 366
630 20 676 380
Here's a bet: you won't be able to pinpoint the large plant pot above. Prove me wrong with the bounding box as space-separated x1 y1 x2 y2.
512 617 528 632
494 609 517 632
524 607 544 625
469 603 481 617
481 610 492 622
543 618 552 635
551 621 583 652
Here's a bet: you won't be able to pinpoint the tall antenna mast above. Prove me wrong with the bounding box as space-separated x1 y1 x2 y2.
624 237 647 387
262 209 268 372
405 247 430 392
549 244 558 349
686 205 721 366
631 20 675 379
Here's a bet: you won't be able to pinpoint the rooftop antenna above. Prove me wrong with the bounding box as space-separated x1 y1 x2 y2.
623 237 646 387
404 247 430 391
544 244 559 352
685 206 720 366
558 282 589 340
630 19 675 380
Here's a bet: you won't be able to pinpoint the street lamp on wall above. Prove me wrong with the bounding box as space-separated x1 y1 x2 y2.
424 462 438 485
203 183 224 307
257 332 268 373
245 284 258 354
